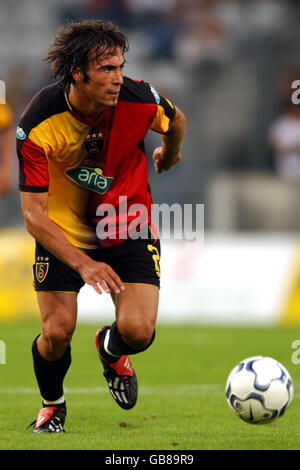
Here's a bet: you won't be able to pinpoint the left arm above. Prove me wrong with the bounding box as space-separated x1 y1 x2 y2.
152 106 186 174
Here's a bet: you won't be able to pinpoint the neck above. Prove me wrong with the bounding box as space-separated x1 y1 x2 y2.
67 84 105 122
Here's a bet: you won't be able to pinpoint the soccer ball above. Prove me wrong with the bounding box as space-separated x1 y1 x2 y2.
225 356 294 424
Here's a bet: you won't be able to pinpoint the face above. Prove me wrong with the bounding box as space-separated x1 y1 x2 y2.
72 46 125 111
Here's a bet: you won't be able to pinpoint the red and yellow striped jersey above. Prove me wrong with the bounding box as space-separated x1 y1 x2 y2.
17 77 175 249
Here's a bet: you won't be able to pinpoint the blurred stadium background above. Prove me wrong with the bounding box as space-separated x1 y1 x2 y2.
1 0 300 327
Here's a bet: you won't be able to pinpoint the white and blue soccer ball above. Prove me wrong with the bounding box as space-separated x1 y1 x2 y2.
225 356 294 424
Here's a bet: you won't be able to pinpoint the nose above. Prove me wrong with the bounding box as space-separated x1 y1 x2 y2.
113 68 123 85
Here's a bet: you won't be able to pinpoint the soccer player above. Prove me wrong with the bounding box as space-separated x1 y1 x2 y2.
17 20 185 433
0 102 14 195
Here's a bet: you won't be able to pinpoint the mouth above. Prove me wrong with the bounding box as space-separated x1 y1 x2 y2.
108 90 120 97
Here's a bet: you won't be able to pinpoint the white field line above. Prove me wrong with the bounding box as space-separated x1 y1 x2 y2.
0 384 223 396
0 383 298 397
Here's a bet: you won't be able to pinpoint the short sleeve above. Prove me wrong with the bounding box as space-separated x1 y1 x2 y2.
119 78 176 135
149 88 176 135
17 134 49 192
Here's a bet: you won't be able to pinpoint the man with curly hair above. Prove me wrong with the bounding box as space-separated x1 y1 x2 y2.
17 20 185 433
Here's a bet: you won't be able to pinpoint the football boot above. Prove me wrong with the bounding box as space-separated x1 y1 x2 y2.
28 404 66 433
95 326 138 410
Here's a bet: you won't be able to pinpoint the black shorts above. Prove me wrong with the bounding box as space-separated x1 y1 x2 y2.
33 236 161 292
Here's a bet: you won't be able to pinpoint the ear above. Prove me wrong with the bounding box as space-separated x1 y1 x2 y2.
71 67 83 84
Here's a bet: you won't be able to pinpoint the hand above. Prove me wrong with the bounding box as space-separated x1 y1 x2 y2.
78 259 125 295
152 146 182 174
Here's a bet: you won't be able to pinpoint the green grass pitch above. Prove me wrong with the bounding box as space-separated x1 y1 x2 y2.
0 320 299 450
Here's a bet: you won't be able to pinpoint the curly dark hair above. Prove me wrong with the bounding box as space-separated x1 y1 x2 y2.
45 20 128 88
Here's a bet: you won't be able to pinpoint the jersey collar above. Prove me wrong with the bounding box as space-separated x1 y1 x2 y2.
64 88 106 126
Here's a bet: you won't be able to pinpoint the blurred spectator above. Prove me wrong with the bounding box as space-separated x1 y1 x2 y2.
61 0 182 60
0 102 15 195
174 0 229 68
60 0 131 29
268 104 300 181
83 0 131 27
174 0 287 68
4 64 29 118
234 0 286 38
126 0 180 60
267 70 300 181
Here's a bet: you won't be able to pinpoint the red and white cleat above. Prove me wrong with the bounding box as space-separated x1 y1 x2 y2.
95 327 138 410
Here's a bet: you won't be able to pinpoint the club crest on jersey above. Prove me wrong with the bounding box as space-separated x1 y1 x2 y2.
65 167 113 194
35 262 49 283
84 132 104 159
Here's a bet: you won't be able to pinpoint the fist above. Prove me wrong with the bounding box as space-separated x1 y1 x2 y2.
152 147 182 174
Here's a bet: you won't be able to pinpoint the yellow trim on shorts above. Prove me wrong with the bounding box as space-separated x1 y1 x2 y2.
123 282 160 289
36 285 160 293
148 224 158 243
36 290 78 294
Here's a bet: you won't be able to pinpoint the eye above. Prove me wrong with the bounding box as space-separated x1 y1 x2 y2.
98 64 125 73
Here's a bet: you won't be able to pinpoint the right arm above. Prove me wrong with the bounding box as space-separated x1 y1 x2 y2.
20 191 124 295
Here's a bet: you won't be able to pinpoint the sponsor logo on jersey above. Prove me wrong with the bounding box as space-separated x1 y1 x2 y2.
65 167 114 194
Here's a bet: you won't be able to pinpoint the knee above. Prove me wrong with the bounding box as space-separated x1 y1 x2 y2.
42 320 75 355
118 319 155 351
